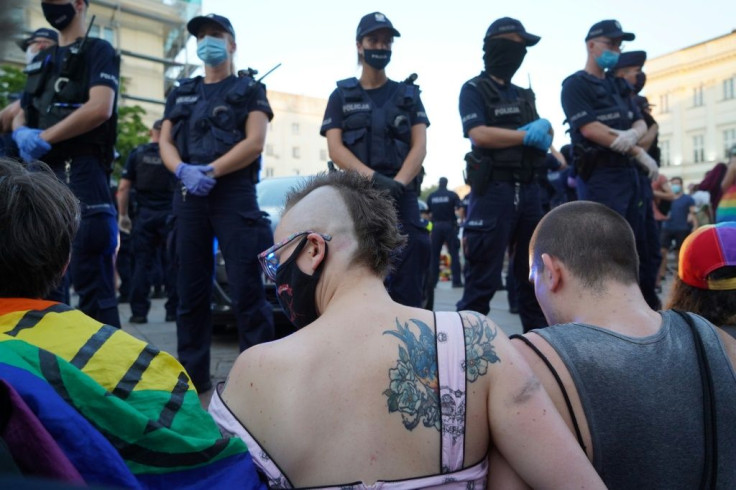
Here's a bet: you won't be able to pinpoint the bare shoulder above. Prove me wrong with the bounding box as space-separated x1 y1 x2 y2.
457 310 513 381
222 341 273 402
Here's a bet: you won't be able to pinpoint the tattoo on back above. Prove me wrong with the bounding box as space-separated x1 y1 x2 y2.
383 314 500 432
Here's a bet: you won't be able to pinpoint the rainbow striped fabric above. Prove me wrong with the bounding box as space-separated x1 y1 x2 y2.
0 298 265 489
716 185 736 223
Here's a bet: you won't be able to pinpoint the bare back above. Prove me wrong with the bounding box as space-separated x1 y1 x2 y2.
221 305 493 486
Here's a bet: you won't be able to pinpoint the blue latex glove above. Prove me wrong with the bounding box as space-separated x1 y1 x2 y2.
520 118 553 151
12 126 51 162
175 163 216 196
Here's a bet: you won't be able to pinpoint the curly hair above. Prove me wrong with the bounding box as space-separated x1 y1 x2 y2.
0 158 80 298
666 267 736 327
283 171 406 278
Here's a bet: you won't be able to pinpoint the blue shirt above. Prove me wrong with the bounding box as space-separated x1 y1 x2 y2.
560 70 642 147
663 194 695 231
427 188 461 222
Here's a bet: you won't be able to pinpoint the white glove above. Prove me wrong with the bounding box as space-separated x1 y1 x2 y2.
633 147 659 180
119 215 132 234
610 127 644 153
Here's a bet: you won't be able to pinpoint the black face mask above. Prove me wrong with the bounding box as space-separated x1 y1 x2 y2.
483 38 527 82
42 2 76 31
275 237 328 330
364 49 391 70
633 71 646 94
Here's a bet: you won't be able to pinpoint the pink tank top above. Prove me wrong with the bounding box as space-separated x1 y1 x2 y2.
209 312 488 488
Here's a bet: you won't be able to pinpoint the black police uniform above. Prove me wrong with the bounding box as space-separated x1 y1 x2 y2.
121 142 177 321
164 73 274 392
456 74 547 331
561 71 660 308
427 186 462 288
21 37 121 327
321 77 431 308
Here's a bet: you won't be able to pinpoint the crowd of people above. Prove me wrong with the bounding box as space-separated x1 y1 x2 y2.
1 3 736 488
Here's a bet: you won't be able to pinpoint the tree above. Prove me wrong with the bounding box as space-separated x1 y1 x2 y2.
0 65 26 108
114 104 149 182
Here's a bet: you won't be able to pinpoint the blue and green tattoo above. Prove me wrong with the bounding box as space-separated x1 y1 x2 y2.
383 312 500 432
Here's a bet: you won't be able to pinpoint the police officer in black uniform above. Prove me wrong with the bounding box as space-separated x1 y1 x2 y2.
613 50 662 309
456 17 549 332
159 14 274 394
1 28 58 158
320 12 431 308
427 177 463 288
117 119 177 324
561 21 660 308
13 0 121 327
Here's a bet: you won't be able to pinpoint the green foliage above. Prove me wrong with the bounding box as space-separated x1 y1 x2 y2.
0 65 27 108
114 104 149 181
420 185 438 202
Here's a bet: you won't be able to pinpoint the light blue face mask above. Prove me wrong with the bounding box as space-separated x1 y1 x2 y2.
196 36 228 67
671 184 682 194
595 50 620 70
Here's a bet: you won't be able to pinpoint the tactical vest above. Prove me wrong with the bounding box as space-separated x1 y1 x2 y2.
565 71 636 147
133 143 173 193
167 75 261 181
469 74 545 179
336 77 419 177
23 38 119 167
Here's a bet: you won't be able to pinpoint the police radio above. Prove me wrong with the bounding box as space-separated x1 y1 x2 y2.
60 15 96 79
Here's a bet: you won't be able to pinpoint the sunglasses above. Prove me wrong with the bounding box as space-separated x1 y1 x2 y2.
258 231 332 281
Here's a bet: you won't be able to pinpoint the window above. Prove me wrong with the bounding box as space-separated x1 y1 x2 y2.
265 144 274 156
724 129 736 156
693 86 704 107
693 135 705 163
659 94 669 113
660 140 670 167
291 123 300 135
292 147 300 159
90 25 115 46
264 167 274 178
319 149 327 161
724 77 735 100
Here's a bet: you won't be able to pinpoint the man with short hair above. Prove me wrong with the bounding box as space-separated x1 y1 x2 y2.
507 200 736 487
117 119 177 324
13 0 121 327
561 20 661 310
427 176 463 288
456 17 550 331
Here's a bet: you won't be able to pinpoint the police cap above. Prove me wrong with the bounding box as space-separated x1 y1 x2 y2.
356 12 401 41
613 50 647 70
16 28 58 51
484 17 540 46
585 20 635 42
187 14 236 39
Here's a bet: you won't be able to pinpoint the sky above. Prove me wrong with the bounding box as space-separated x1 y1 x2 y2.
197 0 735 188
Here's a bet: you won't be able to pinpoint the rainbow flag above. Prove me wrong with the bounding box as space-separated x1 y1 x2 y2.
0 298 265 489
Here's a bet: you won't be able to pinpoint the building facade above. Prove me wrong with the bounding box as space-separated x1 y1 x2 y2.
644 30 736 184
262 91 329 178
